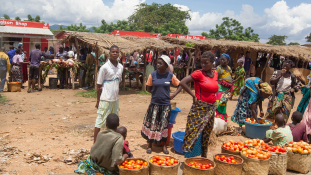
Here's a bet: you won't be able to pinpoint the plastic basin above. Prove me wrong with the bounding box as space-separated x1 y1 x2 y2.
244 119 273 139
172 131 185 154
170 107 181 124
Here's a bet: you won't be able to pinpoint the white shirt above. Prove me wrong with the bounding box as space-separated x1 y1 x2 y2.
276 76 291 92
97 59 123 102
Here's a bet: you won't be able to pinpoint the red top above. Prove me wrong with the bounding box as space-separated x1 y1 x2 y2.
191 70 219 103
146 53 152 62
123 140 130 154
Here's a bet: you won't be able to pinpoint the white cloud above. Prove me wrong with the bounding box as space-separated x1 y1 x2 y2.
0 0 145 26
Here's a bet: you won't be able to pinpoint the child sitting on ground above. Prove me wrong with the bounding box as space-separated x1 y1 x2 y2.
287 111 308 142
264 114 293 146
117 126 134 158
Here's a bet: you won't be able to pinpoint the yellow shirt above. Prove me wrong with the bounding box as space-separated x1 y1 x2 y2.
216 65 232 83
0 52 11 71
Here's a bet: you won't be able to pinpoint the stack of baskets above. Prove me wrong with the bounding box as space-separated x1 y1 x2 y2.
286 151 311 174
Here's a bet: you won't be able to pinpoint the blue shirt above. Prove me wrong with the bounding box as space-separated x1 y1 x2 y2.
80 54 87 61
150 71 173 106
7 49 16 64
244 57 253 72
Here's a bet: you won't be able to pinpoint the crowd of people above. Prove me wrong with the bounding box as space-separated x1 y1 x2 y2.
70 45 311 175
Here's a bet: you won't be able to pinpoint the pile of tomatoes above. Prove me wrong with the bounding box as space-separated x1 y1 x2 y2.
261 144 287 153
119 160 148 170
285 141 311 153
244 139 265 147
222 141 246 152
187 161 213 169
245 118 270 125
150 156 178 166
215 155 238 164
241 147 271 159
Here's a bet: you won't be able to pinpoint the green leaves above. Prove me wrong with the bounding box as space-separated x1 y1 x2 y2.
306 33 311 42
266 35 287 45
201 17 260 42
185 42 195 47
3 14 10 20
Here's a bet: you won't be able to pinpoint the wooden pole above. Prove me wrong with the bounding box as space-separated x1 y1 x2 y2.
261 53 273 80
186 49 192 84
94 43 99 90
142 49 147 91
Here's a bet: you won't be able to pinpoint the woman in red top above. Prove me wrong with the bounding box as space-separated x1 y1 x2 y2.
180 51 219 158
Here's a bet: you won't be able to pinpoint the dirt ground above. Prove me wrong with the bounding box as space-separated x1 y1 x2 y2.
0 80 307 175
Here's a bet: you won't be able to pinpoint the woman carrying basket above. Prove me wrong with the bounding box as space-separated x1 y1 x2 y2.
180 51 219 158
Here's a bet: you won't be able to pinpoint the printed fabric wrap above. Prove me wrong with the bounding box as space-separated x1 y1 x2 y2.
232 67 245 96
297 87 311 114
265 92 292 123
75 155 118 175
182 101 217 157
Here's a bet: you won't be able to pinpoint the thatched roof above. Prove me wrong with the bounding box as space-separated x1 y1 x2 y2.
161 37 311 61
60 32 185 54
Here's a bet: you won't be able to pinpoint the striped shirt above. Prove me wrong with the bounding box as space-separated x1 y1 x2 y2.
97 59 123 102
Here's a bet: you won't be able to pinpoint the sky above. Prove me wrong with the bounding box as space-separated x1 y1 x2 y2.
1 0 311 44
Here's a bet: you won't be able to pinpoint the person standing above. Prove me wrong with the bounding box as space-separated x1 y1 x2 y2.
55 45 68 88
244 51 253 78
12 49 29 85
0 47 10 92
94 45 123 143
297 73 310 114
142 55 182 154
180 51 219 158
232 59 245 96
6 46 16 64
264 60 301 123
85 49 95 88
18 44 28 87
28 43 49 93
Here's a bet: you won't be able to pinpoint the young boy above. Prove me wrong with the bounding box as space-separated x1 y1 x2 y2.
264 114 293 146
287 111 308 142
75 113 128 174
117 126 133 158
94 45 123 143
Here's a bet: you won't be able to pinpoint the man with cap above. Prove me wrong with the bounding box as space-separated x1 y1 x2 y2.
0 47 10 92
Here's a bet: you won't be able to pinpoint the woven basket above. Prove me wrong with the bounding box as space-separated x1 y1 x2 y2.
183 157 215 175
240 153 270 175
7 82 21 92
149 155 179 175
118 158 149 175
286 151 311 174
221 146 241 156
214 153 243 175
268 151 287 175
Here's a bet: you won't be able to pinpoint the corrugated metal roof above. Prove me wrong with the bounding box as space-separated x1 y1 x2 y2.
0 26 53 36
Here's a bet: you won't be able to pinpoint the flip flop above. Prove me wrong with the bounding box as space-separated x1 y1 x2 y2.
163 149 169 154
27 89 32 93
146 149 152 154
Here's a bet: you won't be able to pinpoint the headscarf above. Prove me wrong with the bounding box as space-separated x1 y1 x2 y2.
18 43 23 47
260 82 272 95
220 53 230 61
237 58 244 64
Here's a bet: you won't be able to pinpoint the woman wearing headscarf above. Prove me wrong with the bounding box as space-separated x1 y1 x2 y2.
297 72 311 114
231 77 272 133
180 51 219 158
264 60 301 123
213 53 233 135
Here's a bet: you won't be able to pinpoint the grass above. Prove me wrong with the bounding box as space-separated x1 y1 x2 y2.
75 89 97 98
137 91 151 95
0 95 7 104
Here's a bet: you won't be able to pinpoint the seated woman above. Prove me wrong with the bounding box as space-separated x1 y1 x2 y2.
231 77 272 133
264 114 293 146
75 113 127 175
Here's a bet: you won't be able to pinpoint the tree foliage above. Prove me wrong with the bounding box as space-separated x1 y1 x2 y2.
306 33 311 42
27 14 34 21
57 23 91 32
201 17 259 42
288 42 300 45
266 35 287 45
3 14 10 20
15 16 21 21
128 3 191 29
35 15 40 22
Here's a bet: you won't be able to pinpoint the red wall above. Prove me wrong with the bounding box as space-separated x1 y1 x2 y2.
23 38 30 61
41 38 48 51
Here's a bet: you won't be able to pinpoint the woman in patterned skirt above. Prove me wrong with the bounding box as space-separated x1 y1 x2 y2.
232 59 245 96
141 55 182 154
180 51 219 158
12 49 29 86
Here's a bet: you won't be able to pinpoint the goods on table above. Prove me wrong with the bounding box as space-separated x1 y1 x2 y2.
244 139 265 147
222 141 245 152
241 147 271 159
245 118 270 124
214 153 243 175
215 155 238 164
150 156 178 166
119 159 148 169
285 141 311 153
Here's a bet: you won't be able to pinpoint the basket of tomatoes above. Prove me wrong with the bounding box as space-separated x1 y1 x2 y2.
261 144 287 175
240 147 271 175
214 153 243 175
149 155 179 175
183 157 215 175
118 158 149 175
285 141 311 174
221 141 246 155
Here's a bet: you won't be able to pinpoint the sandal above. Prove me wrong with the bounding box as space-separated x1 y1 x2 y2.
163 149 169 154
146 149 152 154
27 88 32 93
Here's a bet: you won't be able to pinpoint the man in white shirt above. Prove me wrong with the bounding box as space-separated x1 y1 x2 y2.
94 45 123 143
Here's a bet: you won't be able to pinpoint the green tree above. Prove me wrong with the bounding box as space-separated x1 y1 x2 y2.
288 42 300 45
35 15 40 22
128 3 190 29
55 23 90 32
3 14 10 20
27 14 34 22
266 35 287 45
15 16 21 21
306 33 311 42
201 17 259 42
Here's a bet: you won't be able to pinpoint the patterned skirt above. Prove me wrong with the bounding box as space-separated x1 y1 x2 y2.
215 86 231 122
75 155 118 175
297 87 310 114
265 92 292 123
182 101 217 158
12 65 23 83
141 103 171 145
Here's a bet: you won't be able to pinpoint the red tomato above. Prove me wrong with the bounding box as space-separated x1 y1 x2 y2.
161 163 166 166
188 163 193 166
174 159 178 163
215 155 220 160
